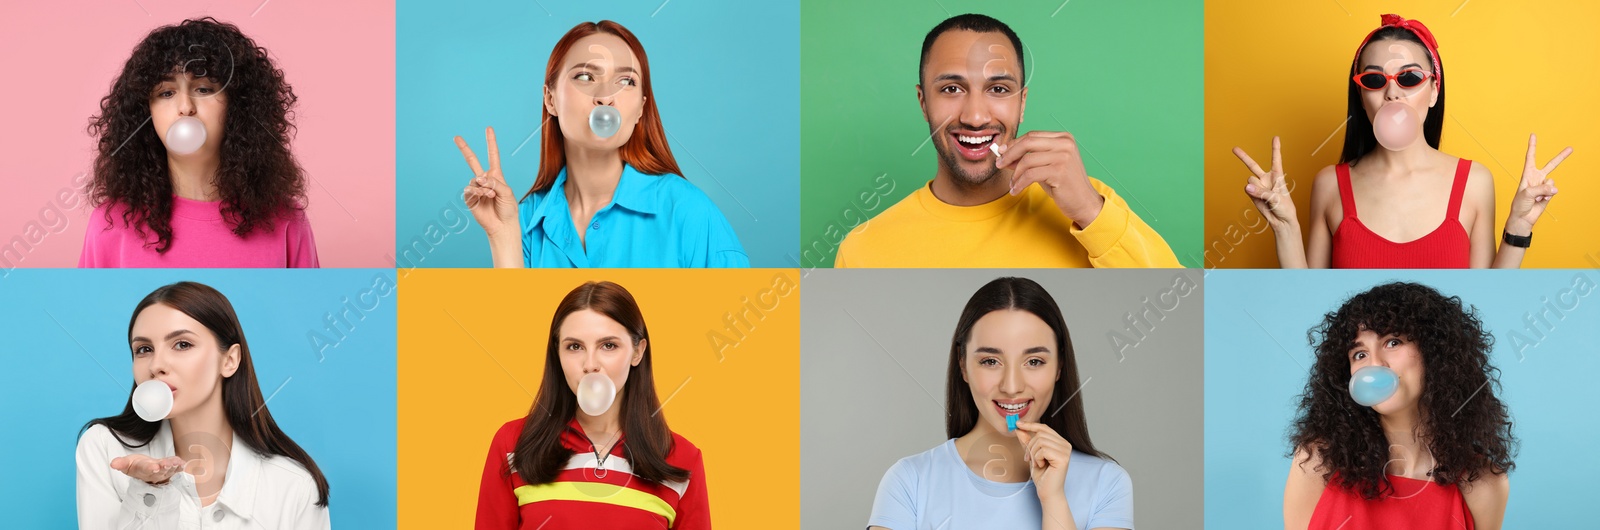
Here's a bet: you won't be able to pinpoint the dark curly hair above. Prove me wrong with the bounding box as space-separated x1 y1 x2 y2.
1290 282 1515 500
88 17 305 253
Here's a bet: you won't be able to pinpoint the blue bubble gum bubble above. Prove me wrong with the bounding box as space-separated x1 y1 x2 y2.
1007 413 1018 432
1348 365 1399 407
589 105 621 138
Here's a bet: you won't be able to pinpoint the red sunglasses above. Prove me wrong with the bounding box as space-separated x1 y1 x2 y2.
1352 68 1434 90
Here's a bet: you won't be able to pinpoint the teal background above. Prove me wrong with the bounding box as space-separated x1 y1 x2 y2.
1205 269 1600 527
396 0 799 268
0 269 398 528
798 0 1204 267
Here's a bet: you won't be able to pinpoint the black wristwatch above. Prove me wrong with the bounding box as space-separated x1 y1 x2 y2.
1502 231 1532 248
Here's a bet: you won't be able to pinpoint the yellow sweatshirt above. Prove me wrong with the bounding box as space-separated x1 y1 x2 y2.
834 178 1179 268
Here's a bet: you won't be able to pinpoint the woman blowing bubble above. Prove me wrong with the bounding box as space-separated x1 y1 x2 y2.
82 18 318 268
453 21 748 268
1234 14 1571 269
76 282 329 528
475 281 710 529
1283 282 1513 529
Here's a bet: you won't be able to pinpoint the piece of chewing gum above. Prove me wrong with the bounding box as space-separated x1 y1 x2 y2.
1007 413 1019 432
989 142 1002 157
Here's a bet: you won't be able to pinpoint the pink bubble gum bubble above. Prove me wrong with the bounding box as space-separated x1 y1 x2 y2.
1373 103 1420 151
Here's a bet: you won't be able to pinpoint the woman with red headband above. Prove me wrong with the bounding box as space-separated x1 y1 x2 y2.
1233 14 1573 269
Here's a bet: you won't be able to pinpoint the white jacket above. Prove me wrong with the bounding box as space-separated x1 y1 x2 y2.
75 421 331 529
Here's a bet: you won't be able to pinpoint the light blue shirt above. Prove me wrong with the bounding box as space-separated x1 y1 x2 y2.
518 164 749 268
868 439 1134 530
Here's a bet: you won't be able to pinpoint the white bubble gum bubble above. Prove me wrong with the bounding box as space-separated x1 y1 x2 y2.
165 116 208 155
131 379 173 422
576 373 617 416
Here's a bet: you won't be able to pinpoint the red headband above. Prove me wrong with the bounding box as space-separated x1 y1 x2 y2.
1352 14 1443 85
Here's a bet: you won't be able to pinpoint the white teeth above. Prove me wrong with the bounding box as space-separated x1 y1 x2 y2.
998 401 1027 411
957 135 993 145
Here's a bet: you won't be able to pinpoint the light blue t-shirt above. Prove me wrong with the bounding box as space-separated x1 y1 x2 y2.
518 164 750 268
868 439 1134 530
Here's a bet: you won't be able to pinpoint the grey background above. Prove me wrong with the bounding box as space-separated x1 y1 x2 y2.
800 269 1204 529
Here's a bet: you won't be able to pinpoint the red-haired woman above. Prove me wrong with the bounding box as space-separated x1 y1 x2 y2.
476 281 710 529
454 21 748 268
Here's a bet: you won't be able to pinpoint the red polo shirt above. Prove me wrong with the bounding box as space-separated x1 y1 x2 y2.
476 417 711 529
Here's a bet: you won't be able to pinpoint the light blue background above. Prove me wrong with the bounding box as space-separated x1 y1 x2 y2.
396 0 799 268
1205 269 1600 528
0 269 397 528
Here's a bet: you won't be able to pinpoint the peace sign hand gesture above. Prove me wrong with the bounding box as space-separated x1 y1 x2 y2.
1234 136 1297 232
1506 133 1572 236
455 127 520 239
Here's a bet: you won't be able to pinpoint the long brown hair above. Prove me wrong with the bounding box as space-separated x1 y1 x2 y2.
945 277 1110 461
511 281 687 485
529 20 682 197
81 281 329 506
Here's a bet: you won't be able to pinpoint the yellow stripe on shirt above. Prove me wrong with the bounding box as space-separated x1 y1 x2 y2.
513 482 677 526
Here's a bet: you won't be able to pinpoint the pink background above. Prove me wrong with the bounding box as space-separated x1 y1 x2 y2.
0 0 395 268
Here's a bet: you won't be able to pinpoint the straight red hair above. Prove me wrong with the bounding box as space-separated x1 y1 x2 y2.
530 21 682 197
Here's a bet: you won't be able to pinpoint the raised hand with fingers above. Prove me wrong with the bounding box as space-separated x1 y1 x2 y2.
455 126 520 240
1506 133 1572 237
1234 136 1297 232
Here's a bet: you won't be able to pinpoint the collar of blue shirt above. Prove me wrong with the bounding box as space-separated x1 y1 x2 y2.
525 164 669 234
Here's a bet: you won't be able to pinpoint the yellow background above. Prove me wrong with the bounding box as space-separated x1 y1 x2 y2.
397 269 801 528
1204 0 1600 268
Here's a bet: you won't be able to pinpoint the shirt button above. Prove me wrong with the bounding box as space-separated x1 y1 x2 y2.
213 510 225 522
143 493 155 506
591 222 600 230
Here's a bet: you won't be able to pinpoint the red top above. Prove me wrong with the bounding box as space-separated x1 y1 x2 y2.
475 417 711 530
1309 474 1474 529
1330 159 1472 268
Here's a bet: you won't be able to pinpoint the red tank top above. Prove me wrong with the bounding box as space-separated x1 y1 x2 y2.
1329 159 1472 268
1308 475 1475 530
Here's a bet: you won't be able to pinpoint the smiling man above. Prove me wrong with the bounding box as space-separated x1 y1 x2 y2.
834 14 1179 268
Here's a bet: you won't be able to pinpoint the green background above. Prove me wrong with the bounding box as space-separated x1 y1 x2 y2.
799 0 1204 267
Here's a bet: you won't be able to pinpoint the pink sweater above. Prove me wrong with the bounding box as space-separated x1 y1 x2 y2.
79 196 319 268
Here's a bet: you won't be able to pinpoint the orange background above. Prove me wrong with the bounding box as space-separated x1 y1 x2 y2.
1204 0 1600 267
397 269 801 528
